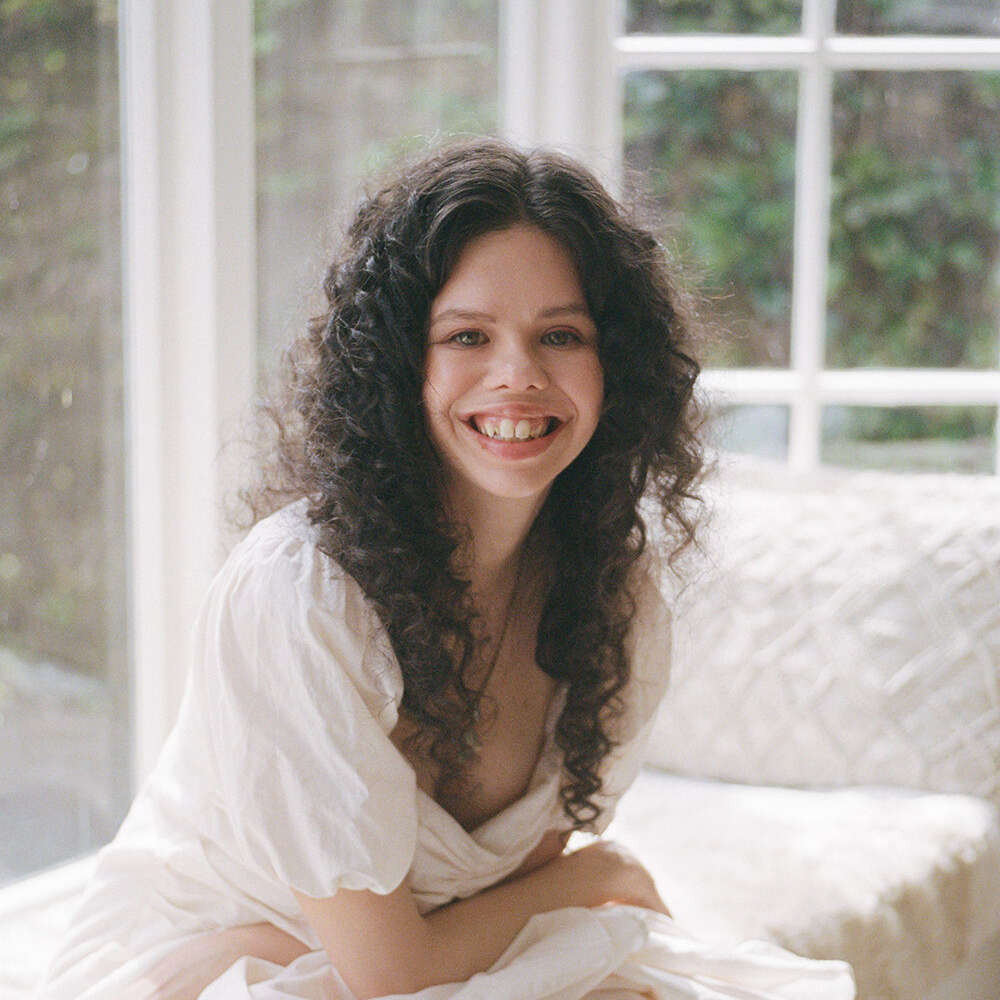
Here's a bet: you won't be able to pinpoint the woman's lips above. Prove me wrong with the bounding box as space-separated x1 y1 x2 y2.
469 415 558 441
461 414 566 458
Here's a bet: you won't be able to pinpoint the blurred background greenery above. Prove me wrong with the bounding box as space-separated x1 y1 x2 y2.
1 0 998 879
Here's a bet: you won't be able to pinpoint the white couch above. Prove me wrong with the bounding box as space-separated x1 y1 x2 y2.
607 458 1000 1000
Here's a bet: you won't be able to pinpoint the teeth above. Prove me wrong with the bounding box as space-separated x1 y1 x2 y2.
475 416 552 441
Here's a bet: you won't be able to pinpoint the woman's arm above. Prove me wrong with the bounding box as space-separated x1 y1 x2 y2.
293 839 668 1000
133 922 311 1000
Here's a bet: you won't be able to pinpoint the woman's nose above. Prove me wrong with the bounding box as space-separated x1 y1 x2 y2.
485 340 549 391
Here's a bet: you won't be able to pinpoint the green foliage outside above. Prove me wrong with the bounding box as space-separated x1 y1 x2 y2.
625 1 999 452
627 0 801 33
0 0 123 677
254 0 498 363
625 70 798 367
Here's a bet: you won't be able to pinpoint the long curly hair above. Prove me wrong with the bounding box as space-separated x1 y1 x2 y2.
244 138 703 827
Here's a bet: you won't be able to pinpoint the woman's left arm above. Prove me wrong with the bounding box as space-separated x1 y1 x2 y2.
129 829 569 1000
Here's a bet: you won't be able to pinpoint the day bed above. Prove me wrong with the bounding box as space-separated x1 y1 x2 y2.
605 458 1000 1000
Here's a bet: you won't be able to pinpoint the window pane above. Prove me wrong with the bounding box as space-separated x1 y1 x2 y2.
624 71 797 367
836 0 1000 36
822 406 996 473
0 2 128 884
626 0 802 34
255 0 499 365
828 72 1000 369
709 404 789 460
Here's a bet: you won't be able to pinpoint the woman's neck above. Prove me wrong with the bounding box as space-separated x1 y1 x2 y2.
445 483 550 599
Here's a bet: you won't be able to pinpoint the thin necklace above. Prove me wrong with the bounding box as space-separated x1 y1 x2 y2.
464 550 525 755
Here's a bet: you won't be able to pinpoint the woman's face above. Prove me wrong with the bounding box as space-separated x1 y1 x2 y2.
423 224 604 508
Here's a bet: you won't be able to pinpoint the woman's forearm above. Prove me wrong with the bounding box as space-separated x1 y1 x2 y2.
418 841 666 991
423 851 599 980
294 839 666 1000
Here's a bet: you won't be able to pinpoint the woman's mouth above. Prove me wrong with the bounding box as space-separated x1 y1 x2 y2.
469 416 559 441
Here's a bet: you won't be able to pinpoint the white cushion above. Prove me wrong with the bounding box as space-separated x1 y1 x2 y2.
606 768 1000 1000
646 459 1000 808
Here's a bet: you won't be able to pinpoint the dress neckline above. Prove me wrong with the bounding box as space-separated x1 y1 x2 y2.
411 683 567 841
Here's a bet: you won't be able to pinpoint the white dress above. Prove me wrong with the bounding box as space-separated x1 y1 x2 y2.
37 502 855 1000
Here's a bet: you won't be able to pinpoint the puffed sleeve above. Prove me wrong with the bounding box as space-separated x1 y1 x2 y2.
189 503 418 900
588 551 673 832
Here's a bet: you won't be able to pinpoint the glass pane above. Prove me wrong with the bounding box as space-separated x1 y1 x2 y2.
822 406 996 472
709 404 789 459
0 2 128 884
828 72 1000 369
626 0 802 34
625 71 797 367
837 0 1000 36
255 0 499 366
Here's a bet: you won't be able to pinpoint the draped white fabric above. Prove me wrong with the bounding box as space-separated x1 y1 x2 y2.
200 907 855 1000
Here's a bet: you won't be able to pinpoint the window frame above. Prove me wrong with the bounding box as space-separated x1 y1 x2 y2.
1 2 256 912
614 0 1000 472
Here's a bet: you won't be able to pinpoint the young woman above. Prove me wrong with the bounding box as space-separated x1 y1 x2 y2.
38 140 854 1000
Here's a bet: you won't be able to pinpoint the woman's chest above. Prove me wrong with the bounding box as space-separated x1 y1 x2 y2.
446 658 558 830
393 648 558 833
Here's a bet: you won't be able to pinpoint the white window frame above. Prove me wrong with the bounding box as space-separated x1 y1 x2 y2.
613 0 1000 472
0 0 258 920
6 0 999 921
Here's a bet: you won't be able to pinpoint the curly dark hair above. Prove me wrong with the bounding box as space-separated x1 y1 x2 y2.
244 138 703 827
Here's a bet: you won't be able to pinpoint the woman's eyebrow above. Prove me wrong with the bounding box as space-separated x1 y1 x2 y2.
429 303 593 327
429 308 496 327
537 303 592 320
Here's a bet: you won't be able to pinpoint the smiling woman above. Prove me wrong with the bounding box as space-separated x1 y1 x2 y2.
423 225 604 507
36 140 854 1000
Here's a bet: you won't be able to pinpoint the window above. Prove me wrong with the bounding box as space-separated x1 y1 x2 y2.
620 0 1000 472
0 0 129 887
255 0 500 367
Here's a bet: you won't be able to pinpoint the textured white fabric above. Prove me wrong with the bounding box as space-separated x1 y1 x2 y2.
39 501 727 999
646 459 1000 807
198 907 854 1000
606 769 1000 1000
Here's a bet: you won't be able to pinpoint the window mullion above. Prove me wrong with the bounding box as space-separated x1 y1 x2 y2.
501 0 619 178
826 34 1000 70
788 0 835 471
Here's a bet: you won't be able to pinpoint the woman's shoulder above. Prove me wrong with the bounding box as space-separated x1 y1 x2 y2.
204 498 404 722
232 497 325 563
224 499 351 605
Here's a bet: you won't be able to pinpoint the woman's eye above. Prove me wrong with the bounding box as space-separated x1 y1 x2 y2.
542 329 579 347
451 329 484 346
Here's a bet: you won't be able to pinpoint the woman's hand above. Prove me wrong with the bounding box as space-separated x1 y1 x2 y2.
568 840 671 915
